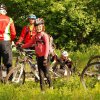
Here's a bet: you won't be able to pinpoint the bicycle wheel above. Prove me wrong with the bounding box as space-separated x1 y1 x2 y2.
80 62 100 89
87 55 100 65
5 63 25 84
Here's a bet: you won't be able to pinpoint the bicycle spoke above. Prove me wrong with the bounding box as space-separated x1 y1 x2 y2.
81 62 100 89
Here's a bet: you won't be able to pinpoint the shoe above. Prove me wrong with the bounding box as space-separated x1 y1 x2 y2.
49 86 53 90
41 90 45 94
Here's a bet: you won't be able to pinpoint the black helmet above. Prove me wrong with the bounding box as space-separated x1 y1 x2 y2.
0 3 7 10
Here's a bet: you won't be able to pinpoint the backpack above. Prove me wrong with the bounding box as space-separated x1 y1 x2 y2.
37 33 55 55
49 35 55 55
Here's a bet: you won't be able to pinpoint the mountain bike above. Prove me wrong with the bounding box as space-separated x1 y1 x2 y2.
80 55 100 89
5 46 39 84
50 61 71 80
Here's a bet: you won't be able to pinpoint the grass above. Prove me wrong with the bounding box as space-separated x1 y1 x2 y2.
0 45 100 100
0 75 99 100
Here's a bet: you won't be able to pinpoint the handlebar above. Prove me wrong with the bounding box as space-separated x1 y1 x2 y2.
23 49 35 52
12 44 36 58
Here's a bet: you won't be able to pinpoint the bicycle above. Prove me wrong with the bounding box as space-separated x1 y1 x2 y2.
50 61 71 80
80 55 100 89
87 55 100 65
5 46 39 84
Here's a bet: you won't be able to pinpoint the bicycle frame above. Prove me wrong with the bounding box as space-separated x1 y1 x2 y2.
14 48 38 82
12 64 24 83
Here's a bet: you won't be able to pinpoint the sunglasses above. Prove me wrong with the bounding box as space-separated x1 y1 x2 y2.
29 18 35 20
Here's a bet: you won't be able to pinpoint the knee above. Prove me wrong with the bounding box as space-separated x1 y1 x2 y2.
45 73 50 78
39 72 44 78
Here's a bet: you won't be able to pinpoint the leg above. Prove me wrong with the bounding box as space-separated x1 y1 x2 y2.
2 41 12 73
37 57 45 90
0 43 2 66
43 57 52 88
43 66 52 88
0 55 2 80
38 68 45 90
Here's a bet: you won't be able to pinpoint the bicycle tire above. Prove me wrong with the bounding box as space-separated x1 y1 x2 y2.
87 55 100 65
5 64 25 84
80 62 100 89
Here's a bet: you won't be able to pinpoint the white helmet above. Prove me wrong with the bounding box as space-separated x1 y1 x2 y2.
62 51 69 57
0 3 7 15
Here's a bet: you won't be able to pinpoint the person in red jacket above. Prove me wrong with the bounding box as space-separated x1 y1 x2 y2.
22 18 52 91
16 14 36 47
0 3 16 74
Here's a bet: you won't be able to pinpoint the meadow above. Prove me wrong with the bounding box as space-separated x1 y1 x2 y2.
0 45 100 100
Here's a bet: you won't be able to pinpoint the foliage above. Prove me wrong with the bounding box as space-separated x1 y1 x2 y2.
70 45 100 72
1 45 100 100
0 0 100 50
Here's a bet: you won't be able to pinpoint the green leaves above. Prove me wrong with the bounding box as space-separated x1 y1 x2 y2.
6 0 100 50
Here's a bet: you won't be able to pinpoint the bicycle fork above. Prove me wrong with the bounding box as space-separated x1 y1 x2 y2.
12 64 24 83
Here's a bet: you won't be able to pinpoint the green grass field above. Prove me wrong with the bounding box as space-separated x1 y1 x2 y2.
0 45 100 100
0 76 99 100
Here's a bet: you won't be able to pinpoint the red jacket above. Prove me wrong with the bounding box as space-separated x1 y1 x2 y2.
0 14 16 41
22 32 49 58
16 26 36 44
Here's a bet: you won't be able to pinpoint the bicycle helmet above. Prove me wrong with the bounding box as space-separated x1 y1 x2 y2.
0 3 7 14
62 51 69 57
28 14 36 19
35 18 44 26
0 3 7 10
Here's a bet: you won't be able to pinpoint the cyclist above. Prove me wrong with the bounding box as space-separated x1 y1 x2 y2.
22 18 53 91
16 14 37 48
52 51 73 75
0 3 16 73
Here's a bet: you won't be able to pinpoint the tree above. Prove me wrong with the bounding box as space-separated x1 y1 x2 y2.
1 0 99 50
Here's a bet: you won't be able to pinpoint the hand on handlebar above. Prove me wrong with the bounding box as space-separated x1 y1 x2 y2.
16 43 23 51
